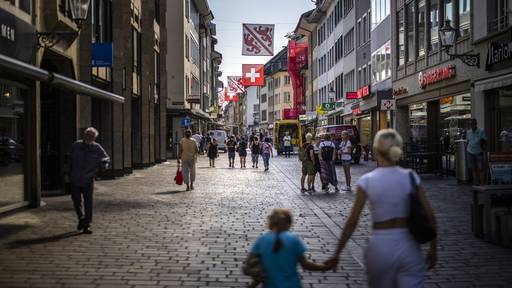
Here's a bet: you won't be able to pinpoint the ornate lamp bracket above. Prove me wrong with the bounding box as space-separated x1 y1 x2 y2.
37 31 78 49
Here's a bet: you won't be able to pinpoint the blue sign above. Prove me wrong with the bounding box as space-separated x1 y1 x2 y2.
92 42 113 67
181 117 191 127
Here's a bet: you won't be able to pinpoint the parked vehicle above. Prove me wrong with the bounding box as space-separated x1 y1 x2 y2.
273 120 303 155
208 130 227 152
315 125 361 164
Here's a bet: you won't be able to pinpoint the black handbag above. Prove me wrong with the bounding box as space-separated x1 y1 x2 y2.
408 171 437 244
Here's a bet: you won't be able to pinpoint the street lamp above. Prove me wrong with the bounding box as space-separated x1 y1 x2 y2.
439 20 480 68
37 0 92 48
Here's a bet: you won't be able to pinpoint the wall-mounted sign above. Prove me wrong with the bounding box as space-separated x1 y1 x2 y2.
181 116 191 127
418 64 456 89
380 99 396 111
346 91 358 99
357 85 371 98
393 87 408 97
440 96 454 105
322 102 336 111
486 42 512 70
92 42 113 67
187 94 201 104
0 8 36 62
352 103 361 116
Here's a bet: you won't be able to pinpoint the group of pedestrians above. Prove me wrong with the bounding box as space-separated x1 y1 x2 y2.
299 131 353 193
246 129 438 288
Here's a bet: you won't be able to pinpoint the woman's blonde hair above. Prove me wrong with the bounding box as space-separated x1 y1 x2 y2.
373 129 403 163
268 208 293 253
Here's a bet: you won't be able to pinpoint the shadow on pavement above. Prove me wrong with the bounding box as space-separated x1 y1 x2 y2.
0 224 32 241
154 190 186 195
6 231 82 249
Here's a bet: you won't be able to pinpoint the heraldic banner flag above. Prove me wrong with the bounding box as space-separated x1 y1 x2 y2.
242 64 265 86
224 87 239 102
227 76 245 93
242 24 275 56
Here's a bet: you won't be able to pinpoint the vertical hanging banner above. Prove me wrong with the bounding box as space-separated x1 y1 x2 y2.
288 39 308 116
242 24 275 56
227 76 245 93
242 64 265 86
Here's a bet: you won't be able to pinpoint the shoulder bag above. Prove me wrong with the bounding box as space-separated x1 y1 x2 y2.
408 171 437 244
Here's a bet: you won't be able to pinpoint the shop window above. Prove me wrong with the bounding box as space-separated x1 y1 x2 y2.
418 0 426 57
409 103 428 144
439 94 472 152
497 89 512 152
0 84 26 209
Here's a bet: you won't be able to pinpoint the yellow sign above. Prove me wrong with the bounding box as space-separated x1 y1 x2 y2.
440 96 454 105
316 105 326 116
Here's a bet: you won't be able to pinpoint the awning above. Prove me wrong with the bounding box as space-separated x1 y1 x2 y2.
0 54 124 103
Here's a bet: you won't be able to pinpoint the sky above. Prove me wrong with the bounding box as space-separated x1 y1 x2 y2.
208 0 316 88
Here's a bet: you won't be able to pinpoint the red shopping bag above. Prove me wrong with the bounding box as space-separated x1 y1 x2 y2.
174 166 183 185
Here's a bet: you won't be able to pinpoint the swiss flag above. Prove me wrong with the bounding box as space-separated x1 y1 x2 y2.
224 88 239 102
242 64 265 86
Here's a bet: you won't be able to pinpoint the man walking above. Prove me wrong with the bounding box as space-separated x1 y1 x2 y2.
467 119 487 185
179 129 199 191
69 127 110 234
283 131 292 158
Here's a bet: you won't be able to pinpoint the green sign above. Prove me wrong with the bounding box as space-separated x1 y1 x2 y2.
322 102 336 111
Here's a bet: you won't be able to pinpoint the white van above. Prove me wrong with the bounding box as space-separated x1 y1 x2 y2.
208 130 227 152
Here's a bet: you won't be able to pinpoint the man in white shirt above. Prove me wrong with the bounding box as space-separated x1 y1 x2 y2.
338 131 353 191
283 132 292 158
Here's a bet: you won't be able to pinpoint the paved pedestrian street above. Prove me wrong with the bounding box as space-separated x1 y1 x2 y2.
1 154 511 288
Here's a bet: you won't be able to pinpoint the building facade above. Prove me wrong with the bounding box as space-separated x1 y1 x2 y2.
166 0 222 157
1 0 167 213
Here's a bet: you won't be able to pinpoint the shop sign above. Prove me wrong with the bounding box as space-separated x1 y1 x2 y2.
299 114 308 121
381 99 396 110
187 94 201 104
0 8 36 62
486 42 512 70
92 43 113 67
418 64 456 89
393 87 408 97
346 91 358 99
322 102 336 111
283 108 298 119
440 96 454 105
356 85 371 98
181 116 191 127
351 103 361 116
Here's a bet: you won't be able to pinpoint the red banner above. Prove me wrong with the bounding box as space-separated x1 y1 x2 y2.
288 40 308 116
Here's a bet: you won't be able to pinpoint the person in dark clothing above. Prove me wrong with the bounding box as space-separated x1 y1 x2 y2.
207 138 219 167
250 136 262 168
69 127 110 234
205 133 212 154
226 136 237 168
238 137 248 168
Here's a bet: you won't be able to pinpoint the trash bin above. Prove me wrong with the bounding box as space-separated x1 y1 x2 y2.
455 140 468 183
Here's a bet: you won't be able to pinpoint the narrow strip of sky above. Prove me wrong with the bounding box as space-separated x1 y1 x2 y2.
208 0 315 89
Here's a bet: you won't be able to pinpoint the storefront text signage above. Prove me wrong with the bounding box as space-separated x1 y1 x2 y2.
418 64 456 89
393 87 408 97
92 42 113 67
486 42 512 70
356 85 371 98
0 8 36 62
346 91 358 99
1 23 15 42
380 99 396 111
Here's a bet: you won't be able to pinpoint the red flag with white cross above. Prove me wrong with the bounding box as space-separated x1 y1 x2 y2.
224 87 239 102
242 64 265 86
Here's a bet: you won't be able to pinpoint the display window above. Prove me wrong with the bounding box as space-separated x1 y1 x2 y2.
409 102 428 144
439 94 472 153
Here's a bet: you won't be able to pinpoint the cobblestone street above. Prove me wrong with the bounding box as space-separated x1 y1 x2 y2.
1 153 512 287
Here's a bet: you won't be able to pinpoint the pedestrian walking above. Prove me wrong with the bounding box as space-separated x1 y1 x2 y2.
250 136 262 168
338 131 353 191
299 133 316 193
69 127 110 234
179 129 199 191
226 135 237 168
312 135 322 191
466 118 488 185
261 137 274 171
207 138 219 168
238 136 248 168
204 133 212 154
245 208 334 287
282 131 292 158
326 129 438 288
319 134 339 193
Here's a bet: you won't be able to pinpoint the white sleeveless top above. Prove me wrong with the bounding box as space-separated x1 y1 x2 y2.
356 166 421 222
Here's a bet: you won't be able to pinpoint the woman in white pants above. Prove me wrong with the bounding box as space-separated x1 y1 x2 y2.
326 129 438 288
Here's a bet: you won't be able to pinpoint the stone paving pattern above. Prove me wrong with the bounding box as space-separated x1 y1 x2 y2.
0 153 511 287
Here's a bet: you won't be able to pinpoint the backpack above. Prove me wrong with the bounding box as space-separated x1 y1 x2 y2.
262 143 271 154
321 143 334 161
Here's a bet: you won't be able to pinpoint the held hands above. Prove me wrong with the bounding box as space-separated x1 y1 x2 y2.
323 256 339 271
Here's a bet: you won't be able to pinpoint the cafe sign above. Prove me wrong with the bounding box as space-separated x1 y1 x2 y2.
486 42 512 70
418 64 456 89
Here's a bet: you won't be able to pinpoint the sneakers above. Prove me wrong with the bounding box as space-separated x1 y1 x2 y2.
77 220 84 231
83 227 92 234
